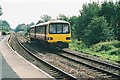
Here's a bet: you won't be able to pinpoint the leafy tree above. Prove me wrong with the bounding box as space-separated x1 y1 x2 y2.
0 5 2 16
15 22 35 35
2 20 11 32
83 17 113 45
115 1 120 40
99 1 116 24
68 16 78 38
15 24 27 32
0 20 11 32
75 2 100 40
57 14 69 21
40 15 52 22
36 15 52 24
0 20 2 31
99 1 118 40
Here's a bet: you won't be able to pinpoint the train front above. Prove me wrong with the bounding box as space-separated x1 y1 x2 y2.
47 21 71 48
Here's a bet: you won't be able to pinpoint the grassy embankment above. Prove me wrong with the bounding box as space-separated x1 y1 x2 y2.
69 40 120 62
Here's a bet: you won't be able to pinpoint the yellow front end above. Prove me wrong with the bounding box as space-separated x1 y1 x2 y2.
47 33 71 43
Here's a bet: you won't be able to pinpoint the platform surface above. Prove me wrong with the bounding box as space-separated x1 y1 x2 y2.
0 35 53 79
0 51 20 78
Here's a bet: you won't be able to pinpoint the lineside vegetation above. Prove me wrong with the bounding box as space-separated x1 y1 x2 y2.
14 1 120 62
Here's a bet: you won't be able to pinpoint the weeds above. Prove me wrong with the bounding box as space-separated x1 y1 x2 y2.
69 40 120 62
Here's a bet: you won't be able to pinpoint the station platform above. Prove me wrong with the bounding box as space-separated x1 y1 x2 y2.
0 35 53 79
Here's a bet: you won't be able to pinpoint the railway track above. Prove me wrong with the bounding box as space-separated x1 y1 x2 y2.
16 34 120 79
55 50 120 79
10 34 77 80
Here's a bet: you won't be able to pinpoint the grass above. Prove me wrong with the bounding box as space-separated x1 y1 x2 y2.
69 39 120 62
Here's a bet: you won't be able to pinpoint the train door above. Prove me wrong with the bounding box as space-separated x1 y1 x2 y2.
44 25 47 41
35 26 36 39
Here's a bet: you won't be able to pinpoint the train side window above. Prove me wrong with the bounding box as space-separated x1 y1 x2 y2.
30 28 34 33
36 26 45 34
41 26 45 34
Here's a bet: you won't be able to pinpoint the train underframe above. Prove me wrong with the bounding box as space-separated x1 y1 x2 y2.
30 38 69 49
50 42 69 49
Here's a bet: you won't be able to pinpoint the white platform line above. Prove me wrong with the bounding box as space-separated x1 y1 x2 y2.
6 35 54 79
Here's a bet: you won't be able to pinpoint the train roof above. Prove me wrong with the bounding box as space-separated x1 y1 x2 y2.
36 20 69 27
30 25 36 28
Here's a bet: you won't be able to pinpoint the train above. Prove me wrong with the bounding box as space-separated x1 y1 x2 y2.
29 20 71 49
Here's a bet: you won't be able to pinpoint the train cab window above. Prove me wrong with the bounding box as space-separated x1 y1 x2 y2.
49 23 70 34
50 25 56 33
57 24 62 33
63 25 69 33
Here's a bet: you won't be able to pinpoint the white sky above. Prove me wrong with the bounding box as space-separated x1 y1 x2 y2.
0 0 116 29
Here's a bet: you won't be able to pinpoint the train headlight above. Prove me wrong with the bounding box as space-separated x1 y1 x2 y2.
48 37 53 40
66 37 71 40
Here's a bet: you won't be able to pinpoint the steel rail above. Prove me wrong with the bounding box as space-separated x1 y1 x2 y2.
63 50 120 70
56 51 120 79
18 35 120 79
15 35 77 80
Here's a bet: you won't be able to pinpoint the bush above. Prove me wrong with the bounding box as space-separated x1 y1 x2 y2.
91 40 119 52
107 48 120 55
112 41 120 48
97 45 115 52
70 39 119 61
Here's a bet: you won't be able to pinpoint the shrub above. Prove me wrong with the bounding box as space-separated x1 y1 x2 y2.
91 40 119 52
107 48 120 55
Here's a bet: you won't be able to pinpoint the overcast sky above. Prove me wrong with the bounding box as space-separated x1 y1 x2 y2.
0 0 116 29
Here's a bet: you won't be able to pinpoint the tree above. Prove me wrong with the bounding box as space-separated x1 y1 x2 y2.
0 5 2 16
15 24 27 32
36 15 52 24
0 20 11 32
75 2 100 40
83 17 114 45
99 1 119 40
57 14 69 21
115 1 120 40
40 15 52 22
99 1 116 24
68 16 78 38
2 20 11 32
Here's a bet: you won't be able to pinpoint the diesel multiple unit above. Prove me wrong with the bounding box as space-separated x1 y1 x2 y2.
29 20 71 48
